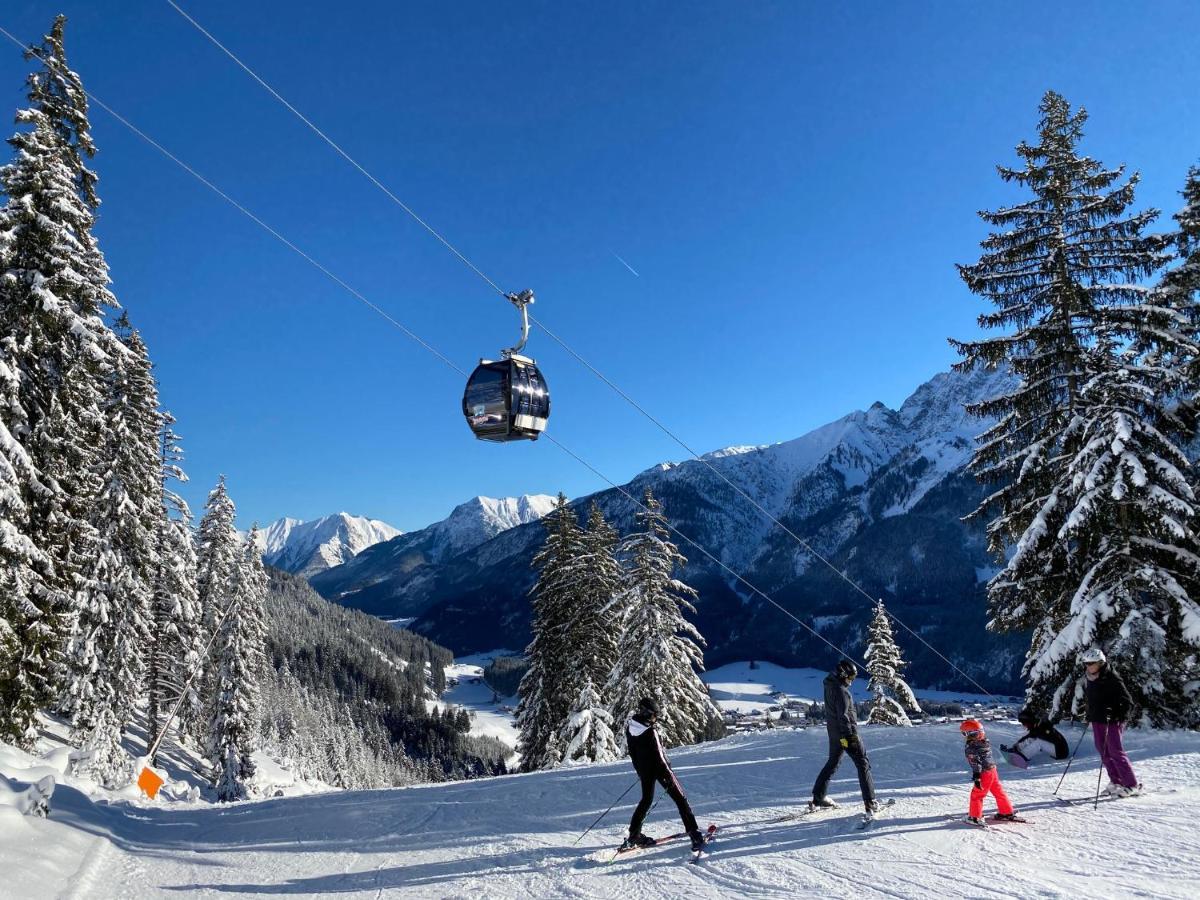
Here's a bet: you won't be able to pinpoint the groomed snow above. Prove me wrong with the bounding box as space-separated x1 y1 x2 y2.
4 723 1197 898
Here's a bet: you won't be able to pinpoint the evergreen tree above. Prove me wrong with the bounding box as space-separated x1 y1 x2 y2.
515 494 581 772
864 600 919 726
147 413 202 757
191 477 240 743
1154 165 1200 400
208 524 268 801
557 679 619 765
577 502 621 687
66 318 160 786
1027 342 1200 725
952 91 1171 706
0 15 116 747
606 488 719 748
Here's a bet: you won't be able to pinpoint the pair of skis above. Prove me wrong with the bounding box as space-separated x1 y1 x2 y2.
608 823 717 864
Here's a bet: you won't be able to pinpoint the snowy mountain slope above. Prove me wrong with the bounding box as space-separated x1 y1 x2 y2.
253 513 401 577
309 495 556 615
6 724 1198 898
330 365 1024 691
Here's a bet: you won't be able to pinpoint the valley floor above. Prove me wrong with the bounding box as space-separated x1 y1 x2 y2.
4 723 1198 899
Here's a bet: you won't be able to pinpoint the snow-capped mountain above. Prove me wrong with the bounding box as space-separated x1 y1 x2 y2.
318 365 1027 691
254 513 401 578
308 495 556 611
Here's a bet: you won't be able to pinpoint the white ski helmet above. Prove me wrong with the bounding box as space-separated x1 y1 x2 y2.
1080 647 1107 665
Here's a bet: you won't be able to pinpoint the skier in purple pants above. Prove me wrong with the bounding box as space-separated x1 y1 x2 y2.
1080 647 1140 797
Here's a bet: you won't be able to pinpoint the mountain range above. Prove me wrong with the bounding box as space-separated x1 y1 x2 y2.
250 513 402 578
311 365 1029 692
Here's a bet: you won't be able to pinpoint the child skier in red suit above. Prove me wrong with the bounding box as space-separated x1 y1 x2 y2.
961 719 1018 825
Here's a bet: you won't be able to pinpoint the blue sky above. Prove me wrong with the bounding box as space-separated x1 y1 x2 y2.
2 2 1198 532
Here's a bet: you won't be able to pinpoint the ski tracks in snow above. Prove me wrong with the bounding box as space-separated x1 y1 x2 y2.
27 725 1200 898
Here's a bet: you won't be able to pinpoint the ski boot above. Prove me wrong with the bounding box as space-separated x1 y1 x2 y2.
689 830 706 852
965 816 987 827
993 811 1021 821
623 832 656 850
810 796 839 809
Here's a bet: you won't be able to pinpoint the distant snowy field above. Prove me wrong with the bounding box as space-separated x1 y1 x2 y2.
3 721 1198 898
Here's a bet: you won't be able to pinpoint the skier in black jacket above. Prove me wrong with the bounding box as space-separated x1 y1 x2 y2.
812 660 879 814
1081 647 1140 797
1000 708 1070 764
623 697 705 852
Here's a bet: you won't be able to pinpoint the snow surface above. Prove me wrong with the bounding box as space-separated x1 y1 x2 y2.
703 661 1014 715
5 722 1198 898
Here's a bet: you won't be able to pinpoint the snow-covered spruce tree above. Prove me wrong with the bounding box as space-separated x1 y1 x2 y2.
1154 166 1200 401
1025 338 1200 725
864 600 919 726
606 488 719 748
191 477 241 743
552 501 623 764
951 91 1169 700
557 680 619 765
146 413 202 757
0 16 120 747
208 525 268 801
516 494 582 772
66 318 160 786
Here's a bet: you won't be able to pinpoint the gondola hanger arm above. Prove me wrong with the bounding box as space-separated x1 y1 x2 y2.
502 289 535 358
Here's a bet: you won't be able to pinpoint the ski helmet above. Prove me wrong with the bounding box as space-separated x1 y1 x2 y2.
1080 647 1107 665
959 718 984 736
637 696 660 718
1017 707 1037 727
835 659 858 681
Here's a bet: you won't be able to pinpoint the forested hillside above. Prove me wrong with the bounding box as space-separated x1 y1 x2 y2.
263 569 508 784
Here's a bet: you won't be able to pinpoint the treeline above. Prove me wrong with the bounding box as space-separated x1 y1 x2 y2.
953 90 1200 726
263 570 508 783
517 489 724 772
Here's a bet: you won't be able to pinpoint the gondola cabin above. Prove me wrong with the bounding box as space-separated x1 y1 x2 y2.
462 353 550 441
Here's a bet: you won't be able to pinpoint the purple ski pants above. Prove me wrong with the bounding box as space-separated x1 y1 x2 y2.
1092 722 1138 788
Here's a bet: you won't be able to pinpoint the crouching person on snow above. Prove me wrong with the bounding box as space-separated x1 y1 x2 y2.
961 718 1019 825
1000 707 1070 767
811 659 881 817
623 697 706 853
1081 647 1141 797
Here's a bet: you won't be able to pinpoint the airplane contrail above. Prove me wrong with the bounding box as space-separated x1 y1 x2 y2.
613 253 641 278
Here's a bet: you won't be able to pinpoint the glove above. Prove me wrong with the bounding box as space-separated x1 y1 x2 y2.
999 744 1012 753
972 775 982 790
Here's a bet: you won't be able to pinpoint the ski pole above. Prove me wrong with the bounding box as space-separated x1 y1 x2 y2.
574 780 638 845
1052 724 1089 798
1094 725 1111 810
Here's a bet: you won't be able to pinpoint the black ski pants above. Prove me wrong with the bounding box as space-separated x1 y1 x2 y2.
629 767 698 837
812 731 876 805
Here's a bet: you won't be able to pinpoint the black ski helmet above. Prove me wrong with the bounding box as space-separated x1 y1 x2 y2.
637 696 660 718
835 659 858 681
1017 707 1037 727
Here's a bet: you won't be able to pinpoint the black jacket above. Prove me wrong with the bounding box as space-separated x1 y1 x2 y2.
627 713 669 778
1083 667 1133 724
1018 721 1070 759
823 673 857 739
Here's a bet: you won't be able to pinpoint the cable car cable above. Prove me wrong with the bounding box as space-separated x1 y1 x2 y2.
161 1 1000 699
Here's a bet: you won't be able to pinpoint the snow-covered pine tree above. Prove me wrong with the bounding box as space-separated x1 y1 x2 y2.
551 502 623 765
863 600 919 726
516 493 582 772
1154 166 1200 402
0 15 117 747
65 317 160 786
146 413 202 757
207 524 268 801
606 487 719 749
557 680 619 765
951 91 1169 696
191 477 241 743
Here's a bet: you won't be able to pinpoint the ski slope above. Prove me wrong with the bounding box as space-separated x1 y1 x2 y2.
4 723 1198 898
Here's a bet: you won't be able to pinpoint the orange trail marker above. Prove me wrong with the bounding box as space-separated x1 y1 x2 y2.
138 766 165 800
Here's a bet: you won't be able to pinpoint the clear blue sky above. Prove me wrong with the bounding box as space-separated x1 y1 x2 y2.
2 2 1198 532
